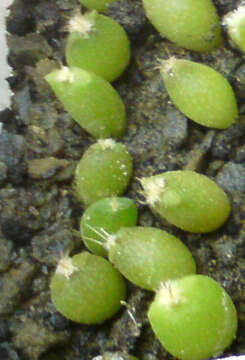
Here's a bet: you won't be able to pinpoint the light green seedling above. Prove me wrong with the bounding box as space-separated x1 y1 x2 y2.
148 274 237 360
140 170 231 233
80 197 138 257
160 58 238 129
75 139 133 206
142 0 223 52
45 66 126 138
79 0 116 12
66 11 130 82
50 252 126 324
108 226 196 291
85 226 196 291
223 5 245 52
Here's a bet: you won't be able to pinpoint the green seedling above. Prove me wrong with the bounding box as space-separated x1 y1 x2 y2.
84 226 196 291
79 0 116 12
66 11 130 82
142 0 223 52
223 5 245 52
45 66 126 138
140 170 231 233
80 197 138 257
50 252 126 324
75 139 133 206
148 274 237 360
160 58 238 129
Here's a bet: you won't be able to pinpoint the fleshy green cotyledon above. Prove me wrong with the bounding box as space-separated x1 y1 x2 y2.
160 58 238 129
50 252 126 324
74 139 133 206
140 170 231 233
142 0 223 52
148 275 237 360
45 66 126 138
66 11 130 82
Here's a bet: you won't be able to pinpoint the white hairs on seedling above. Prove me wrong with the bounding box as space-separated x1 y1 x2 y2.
68 12 94 37
97 138 116 150
56 255 78 279
83 223 116 250
157 280 186 309
140 176 166 206
57 66 75 83
223 5 245 38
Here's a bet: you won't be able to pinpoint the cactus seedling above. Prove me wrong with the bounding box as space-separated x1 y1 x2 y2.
79 0 116 12
80 197 138 257
148 275 237 360
142 0 223 52
66 11 130 82
223 5 245 52
75 139 133 206
160 58 238 129
84 226 196 291
108 226 196 291
140 170 231 233
45 66 126 138
50 252 126 324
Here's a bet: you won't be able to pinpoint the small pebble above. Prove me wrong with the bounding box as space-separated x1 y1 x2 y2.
163 109 188 149
27 157 70 179
217 162 245 193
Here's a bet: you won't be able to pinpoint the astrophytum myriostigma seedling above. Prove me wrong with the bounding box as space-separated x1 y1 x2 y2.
66 11 130 82
80 197 138 257
75 139 133 206
142 0 223 52
140 170 231 233
107 226 196 291
50 252 126 324
79 0 116 12
45 66 126 138
148 275 237 360
160 58 238 129
223 5 245 53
